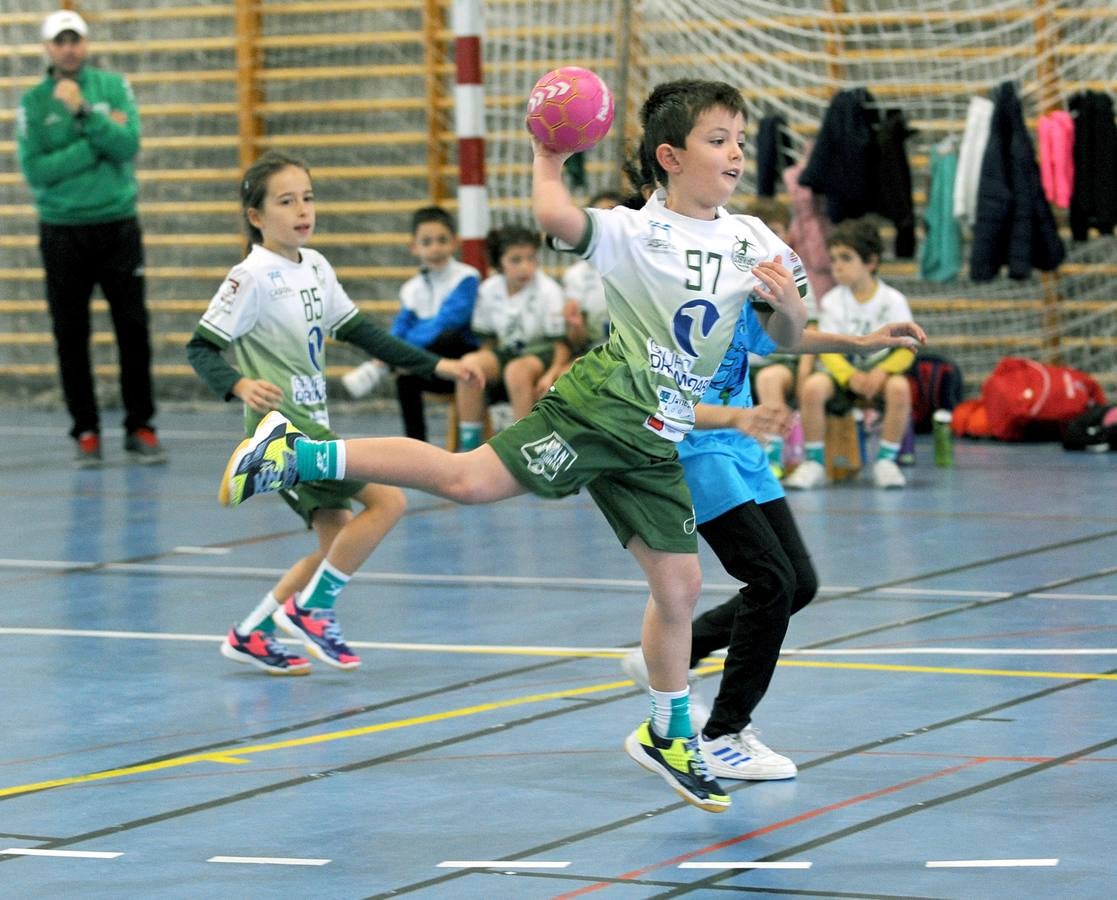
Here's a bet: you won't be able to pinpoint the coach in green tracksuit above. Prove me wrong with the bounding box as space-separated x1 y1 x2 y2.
16 10 163 466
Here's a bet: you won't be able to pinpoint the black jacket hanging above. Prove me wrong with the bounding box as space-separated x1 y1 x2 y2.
755 114 792 198
874 109 917 258
1068 91 1117 241
798 88 879 224
970 82 1065 281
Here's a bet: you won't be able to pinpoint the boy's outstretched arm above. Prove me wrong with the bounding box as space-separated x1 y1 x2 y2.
778 321 927 354
531 139 589 248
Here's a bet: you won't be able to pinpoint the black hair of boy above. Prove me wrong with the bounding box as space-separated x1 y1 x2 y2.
485 223 541 271
411 205 456 235
638 80 749 187
826 217 884 265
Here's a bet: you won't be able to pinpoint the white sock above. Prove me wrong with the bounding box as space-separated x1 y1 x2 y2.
649 686 690 739
334 439 347 479
235 590 279 635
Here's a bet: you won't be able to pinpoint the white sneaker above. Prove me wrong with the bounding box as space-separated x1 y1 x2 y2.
783 458 828 490
621 649 710 734
341 360 388 399
700 725 797 780
872 458 907 489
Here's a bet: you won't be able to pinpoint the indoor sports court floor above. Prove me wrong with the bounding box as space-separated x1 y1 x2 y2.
1 407 1114 899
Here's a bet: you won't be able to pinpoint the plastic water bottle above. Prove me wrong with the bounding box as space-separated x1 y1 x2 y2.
933 409 954 467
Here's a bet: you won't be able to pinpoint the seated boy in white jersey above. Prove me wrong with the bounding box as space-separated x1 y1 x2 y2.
455 223 569 450
785 217 916 490
216 80 815 813
342 206 481 444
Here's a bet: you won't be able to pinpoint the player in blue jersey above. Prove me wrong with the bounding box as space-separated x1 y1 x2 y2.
625 292 925 779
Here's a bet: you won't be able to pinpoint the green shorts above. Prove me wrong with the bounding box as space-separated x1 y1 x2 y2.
279 477 366 528
487 392 698 553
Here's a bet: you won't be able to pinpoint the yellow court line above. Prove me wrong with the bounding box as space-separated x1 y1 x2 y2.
0 678 634 800
3 660 1111 800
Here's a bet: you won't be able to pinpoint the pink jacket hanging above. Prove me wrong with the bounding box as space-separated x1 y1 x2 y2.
1038 110 1075 209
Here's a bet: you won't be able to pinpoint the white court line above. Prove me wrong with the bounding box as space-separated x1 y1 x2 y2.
0 556 863 596
679 861 812 870
2 627 1117 657
5 556 1117 602
874 587 1011 598
172 546 232 556
438 860 571 869
0 848 122 859
208 855 330 866
926 859 1058 868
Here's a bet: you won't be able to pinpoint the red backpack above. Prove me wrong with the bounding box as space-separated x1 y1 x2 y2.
982 357 1107 441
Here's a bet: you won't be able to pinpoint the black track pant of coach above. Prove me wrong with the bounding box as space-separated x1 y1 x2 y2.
693 497 818 740
39 217 156 439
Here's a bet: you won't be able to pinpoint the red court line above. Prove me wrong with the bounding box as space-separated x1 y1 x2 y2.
549 758 986 899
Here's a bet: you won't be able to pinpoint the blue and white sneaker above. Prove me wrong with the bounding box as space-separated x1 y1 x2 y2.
700 726 797 780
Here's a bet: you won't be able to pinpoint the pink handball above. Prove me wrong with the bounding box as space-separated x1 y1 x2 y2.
526 66 614 154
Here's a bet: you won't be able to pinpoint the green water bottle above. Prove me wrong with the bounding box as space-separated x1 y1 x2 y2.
933 409 954 467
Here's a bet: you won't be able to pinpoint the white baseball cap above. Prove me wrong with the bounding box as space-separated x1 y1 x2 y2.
42 10 89 42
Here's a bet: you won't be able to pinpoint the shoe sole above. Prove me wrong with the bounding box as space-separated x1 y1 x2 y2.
623 732 730 813
219 638 311 676
273 607 361 671
126 451 167 465
704 759 797 781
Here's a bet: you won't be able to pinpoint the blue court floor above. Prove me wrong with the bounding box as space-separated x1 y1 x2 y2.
0 407 1114 899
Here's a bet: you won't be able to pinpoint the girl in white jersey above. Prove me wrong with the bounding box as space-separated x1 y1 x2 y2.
216 82 813 813
188 152 482 674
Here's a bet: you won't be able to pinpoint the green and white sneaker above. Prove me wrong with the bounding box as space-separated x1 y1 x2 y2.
219 410 305 507
624 720 730 813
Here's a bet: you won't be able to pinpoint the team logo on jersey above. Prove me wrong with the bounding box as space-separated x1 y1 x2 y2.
268 270 293 296
520 432 577 482
307 325 324 372
731 236 760 271
672 299 720 357
211 276 240 316
644 221 674 253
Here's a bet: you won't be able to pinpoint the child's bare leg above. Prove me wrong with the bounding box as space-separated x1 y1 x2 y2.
503 354 545 420
326 483 407 572
627 535 702 692
338 439 524 505
455 349 498 424
880 373 912 443
797 371 833 443
755 364 792 408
